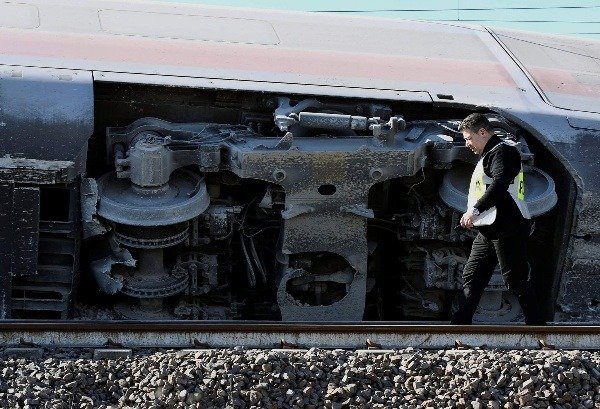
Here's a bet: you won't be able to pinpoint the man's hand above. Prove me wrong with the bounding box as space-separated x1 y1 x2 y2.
460 209 477 229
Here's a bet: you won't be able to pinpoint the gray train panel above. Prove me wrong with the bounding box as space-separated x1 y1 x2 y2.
0 66 93 177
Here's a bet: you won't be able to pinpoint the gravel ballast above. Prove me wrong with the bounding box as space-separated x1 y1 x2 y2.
0 347 599 408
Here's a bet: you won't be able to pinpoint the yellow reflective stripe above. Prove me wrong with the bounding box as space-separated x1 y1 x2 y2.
517 171 525 200
474 175 484 200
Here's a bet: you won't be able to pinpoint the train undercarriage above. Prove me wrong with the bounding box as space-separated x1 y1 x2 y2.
5 83 568 323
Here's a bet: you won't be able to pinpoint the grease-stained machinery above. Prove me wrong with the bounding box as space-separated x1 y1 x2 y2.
0 1 598 322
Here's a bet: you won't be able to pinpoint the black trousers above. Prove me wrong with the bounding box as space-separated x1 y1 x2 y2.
451 232 545 325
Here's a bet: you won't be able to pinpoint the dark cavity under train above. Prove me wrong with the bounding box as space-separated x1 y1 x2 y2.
0 0 598 322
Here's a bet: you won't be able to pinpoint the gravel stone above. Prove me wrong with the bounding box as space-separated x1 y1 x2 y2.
0 347 597 408
522 379 534 389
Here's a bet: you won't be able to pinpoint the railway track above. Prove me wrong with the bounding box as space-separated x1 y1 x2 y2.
0 322 598 408
0 321 598 351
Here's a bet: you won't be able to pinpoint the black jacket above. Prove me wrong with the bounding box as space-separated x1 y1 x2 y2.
473 135 531 238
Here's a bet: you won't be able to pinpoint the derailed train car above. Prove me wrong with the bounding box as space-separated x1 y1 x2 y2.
0 0 598 322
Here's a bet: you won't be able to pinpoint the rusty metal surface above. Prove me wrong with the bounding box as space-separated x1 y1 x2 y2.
0 321 598 350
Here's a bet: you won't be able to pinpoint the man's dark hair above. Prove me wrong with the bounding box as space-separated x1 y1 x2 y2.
458 113 493 133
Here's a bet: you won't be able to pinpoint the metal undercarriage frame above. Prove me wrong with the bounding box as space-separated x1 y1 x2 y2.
86 111 557 321
94 115 427 321
230 138 418 320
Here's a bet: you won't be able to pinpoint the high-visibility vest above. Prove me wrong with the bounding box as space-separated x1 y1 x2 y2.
467 141 531 226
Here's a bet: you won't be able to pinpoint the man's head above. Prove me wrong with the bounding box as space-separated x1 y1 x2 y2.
459 113 494 155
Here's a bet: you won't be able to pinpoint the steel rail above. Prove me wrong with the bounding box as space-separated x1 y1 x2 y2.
0 321 598 350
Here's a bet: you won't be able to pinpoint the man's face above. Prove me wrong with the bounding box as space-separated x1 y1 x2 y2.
462 128 489 155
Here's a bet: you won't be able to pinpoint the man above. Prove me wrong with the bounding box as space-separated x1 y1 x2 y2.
451 113 545 325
